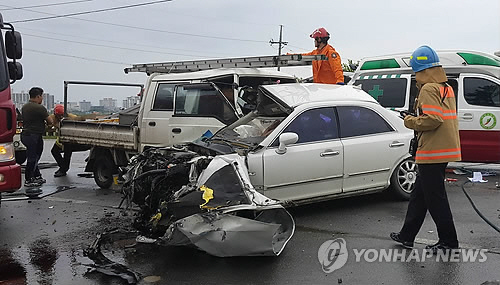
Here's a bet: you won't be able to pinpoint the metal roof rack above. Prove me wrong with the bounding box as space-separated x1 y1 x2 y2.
124 54 326 74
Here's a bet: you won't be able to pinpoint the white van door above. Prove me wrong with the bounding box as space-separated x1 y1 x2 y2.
169 83 238 145
458 73 500 162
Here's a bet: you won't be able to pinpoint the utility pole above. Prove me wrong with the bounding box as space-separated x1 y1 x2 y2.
269 25 288 71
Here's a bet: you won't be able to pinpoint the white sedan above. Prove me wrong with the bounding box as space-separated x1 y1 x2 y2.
203 83 417 203
121 83 418 256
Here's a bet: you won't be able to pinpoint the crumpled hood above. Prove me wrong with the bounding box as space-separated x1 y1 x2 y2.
415 66 448 86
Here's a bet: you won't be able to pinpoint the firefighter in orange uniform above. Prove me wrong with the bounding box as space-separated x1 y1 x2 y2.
303 27 344 84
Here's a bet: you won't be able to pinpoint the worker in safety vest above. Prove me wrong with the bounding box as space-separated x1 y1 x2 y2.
49 104 91 177
302 27 344 84
391 45 461 254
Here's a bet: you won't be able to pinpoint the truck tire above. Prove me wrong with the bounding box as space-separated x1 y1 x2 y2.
15 150 26 165
93 156 116 189
389 158 417 200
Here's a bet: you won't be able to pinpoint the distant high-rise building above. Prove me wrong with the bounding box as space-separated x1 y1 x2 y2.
67 102 80 112
42 93 55 111
99 97 117 111
79 100 92 112
122 95 141 109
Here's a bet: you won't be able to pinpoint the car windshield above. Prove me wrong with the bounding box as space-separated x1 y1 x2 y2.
212 89 289 148
213 112 287 147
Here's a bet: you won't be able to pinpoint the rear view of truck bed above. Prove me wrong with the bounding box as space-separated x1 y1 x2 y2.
60 120 138 151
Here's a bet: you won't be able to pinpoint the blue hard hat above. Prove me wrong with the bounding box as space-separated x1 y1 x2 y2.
409 45 441 72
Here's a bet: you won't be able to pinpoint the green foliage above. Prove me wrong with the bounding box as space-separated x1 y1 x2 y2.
342 59 360 72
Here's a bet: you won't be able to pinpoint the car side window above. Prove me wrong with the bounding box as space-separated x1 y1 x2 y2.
464 77 500 107
175 85 238 124
353 77 407 108
152 83 175 110
337 106 393 138
282 107 338 144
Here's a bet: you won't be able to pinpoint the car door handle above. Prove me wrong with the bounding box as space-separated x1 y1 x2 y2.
320 150 340 157
389 141 405 148
460 113 473 120
172 128 182 134
148 121 156 126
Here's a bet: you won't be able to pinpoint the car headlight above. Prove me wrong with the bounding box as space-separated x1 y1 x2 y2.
0 143 15 162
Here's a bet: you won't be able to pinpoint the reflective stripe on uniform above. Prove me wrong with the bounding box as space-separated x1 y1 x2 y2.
421 104 457 119
416 148 461 161
439 86 455 98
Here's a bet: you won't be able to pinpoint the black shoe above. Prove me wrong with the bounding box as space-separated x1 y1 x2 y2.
54 170 67 177
24 178 42 188
390 232 414 248
34 176 46 184
426 242 458 254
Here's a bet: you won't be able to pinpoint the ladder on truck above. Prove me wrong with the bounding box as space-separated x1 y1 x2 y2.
124 54 326 74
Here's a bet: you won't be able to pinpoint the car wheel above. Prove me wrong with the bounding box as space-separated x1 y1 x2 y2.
15 150 26 165
390 158 417 200
93 156 116 189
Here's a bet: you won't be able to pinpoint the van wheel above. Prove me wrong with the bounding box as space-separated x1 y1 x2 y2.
390 158 417 200
15 150 26 165
93 156 116 189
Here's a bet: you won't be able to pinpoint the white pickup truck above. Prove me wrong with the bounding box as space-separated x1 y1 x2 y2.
60 66 300 188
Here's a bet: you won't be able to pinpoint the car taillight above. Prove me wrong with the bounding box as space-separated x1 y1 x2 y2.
0 143 15 162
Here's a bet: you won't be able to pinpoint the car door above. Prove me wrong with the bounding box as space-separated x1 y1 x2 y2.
457 74 500 162
140 82 178 148
261 107 343 202
169 83 239 145
338 105 405 193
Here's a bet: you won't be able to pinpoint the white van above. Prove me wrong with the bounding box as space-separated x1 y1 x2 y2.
349 50 500 163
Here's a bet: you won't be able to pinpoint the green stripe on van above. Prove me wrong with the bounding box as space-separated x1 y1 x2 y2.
360 59 400 70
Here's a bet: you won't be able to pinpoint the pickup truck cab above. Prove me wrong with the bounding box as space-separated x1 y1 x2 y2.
60 68 297 188
349 50 500 162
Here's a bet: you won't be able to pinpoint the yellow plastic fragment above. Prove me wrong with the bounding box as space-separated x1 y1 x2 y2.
199 185 216 209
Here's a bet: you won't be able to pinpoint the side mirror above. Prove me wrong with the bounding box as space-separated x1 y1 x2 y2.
5 31 22 60
276 132 298 154
8 62 23 81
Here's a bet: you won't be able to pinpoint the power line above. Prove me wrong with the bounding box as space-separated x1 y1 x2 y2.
20 27 239 56
0 0 95 10
23 33 216 58
24 48 132 65
4 3 266 43
10 0 173 23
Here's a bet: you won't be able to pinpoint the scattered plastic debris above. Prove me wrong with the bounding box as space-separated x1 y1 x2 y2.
469 172 488 183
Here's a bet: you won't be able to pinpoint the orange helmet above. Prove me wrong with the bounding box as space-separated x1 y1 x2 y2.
54 104 64 115
310 27 329 39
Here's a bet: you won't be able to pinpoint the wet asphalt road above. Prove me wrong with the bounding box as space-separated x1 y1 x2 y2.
1 139 500 284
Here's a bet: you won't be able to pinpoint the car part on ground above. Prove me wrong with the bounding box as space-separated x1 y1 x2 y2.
84 230 141 285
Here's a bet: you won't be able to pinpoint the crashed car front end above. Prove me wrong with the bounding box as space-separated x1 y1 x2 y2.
121 148 295 257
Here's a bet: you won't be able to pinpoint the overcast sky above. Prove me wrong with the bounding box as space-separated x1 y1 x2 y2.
2 0 499 106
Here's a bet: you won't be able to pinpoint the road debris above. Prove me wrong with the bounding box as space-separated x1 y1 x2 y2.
84 148 295 283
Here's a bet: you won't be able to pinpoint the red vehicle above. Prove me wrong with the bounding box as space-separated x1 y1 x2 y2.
0 12 23 204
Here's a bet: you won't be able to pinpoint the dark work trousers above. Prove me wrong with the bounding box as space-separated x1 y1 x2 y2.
51 142 90 172
399 163 458 247
21 132 43 181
